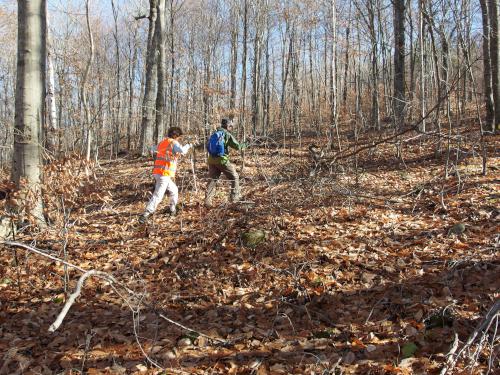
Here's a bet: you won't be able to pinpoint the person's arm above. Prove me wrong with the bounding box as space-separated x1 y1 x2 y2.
172 141 192 156
226 132 245 151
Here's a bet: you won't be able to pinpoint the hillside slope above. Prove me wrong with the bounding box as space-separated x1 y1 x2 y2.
1 132 499 374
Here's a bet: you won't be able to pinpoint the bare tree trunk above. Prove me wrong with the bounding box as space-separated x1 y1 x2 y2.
111 0 121 157
342 19 350 109
240 0 248 138
46 41 58 155
263 13 270 135
168 0 175 130
82 0 94 161
393 0 406 126
280 22 292 147
308 32 315 124
480 0 495 132
229 0 239 119
45 5 58 156
139 0 158 155
330 0 341 150
239 0 248 171
127 23 139 150
419 0 426 132
489 0 500 130
154 0 166 143
367 0 380 130
251 4 263 136
12 0 47 227
291 33 300 138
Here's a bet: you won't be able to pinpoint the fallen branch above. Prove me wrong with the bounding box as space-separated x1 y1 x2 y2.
1 240 227 365
1 240 86 273
442 299 500 374
329 71 462 163
158 313 226 344
49 270 115 332
439 332 459 375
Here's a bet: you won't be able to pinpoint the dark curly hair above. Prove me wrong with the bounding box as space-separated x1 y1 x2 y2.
167 127 183 138
221 118 230 129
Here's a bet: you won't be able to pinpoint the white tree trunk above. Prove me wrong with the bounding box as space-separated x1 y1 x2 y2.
46 45 58 153
12 0 47 226
82 0 94 161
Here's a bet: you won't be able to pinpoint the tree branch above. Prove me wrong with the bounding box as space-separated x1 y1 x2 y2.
49 270 115 332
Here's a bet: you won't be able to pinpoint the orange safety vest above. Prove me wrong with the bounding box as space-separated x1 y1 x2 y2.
152 138 179 177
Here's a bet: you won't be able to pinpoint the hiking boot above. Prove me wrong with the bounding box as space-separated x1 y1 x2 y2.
138 212 150 224
167 205 177 216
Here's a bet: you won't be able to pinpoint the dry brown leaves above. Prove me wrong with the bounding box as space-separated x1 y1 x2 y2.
0 129 498 374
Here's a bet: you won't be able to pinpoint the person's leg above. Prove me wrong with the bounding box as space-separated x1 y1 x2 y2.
205 164 221 206
145 175 168 215
165 177 179 214
221 162 240 202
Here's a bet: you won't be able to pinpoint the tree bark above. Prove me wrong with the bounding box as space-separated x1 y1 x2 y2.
154 0 166 143
229 0 239 120
82 0 94 161
240 0 248 138
480 0 495 131
139 0 159 155
393 0 406 126
45 5 58 155
111 0 122 157
12 0 47 226
488 0 500 130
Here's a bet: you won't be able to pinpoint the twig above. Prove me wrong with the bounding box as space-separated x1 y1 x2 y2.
49 270 115 332
158 313 227 344
80 329 95 373
1 240 224 360
1 240 86 273
443 299 500 374
439 332 459 375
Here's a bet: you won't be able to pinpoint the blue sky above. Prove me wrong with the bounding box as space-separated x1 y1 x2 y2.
0 0 148 18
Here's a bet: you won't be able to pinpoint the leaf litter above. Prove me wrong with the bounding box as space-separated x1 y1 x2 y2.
0 130 499 374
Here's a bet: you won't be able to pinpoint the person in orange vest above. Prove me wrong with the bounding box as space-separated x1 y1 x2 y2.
139 127 192 223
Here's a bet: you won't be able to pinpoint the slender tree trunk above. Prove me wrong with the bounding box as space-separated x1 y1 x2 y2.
342 22 350 108
139 0 158 155
82 0 94 162
46 42 58 154
280 22 292 146
168 0 175 130
367 0 380 130
155 0 166 143
419 0 426 132
489 0 500 130
229 0 239 119
240 0 248 138
264 16 270 135
330 0 341 150
45 6 58 155
251 10 262 136
12 0 47 226
111 0 121 157
127 24 138 150
480 0 495 131
393 0 406 126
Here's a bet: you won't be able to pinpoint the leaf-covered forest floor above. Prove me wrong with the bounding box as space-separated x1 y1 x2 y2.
0 125 499 374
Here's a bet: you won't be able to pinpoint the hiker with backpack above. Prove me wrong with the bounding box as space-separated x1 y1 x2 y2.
205 118 246 207
139 127 192 223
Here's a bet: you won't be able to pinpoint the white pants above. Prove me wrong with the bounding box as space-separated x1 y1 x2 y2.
145 175 178 214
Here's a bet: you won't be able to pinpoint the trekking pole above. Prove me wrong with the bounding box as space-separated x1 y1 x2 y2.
189 146 198 193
